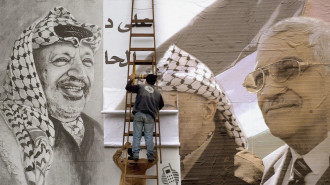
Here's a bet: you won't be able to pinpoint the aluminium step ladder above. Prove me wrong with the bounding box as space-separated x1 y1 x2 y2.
123 0 162 184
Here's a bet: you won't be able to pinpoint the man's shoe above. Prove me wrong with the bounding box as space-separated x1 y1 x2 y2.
128 148 133 157
128 148 134 160
147 154 155 162
133 155 139 161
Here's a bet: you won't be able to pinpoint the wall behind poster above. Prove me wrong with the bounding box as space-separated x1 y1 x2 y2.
103 0 219 146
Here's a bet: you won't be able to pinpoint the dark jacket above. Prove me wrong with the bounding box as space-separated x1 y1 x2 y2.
125 80 164 119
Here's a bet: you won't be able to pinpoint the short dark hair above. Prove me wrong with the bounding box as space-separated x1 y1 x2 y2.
146 74 157 85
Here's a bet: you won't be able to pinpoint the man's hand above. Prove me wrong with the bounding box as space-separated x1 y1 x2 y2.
128 74 135 80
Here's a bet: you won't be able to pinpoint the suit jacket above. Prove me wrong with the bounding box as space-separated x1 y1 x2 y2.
261 145 330 185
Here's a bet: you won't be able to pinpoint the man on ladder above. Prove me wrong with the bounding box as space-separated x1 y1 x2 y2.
125 73 164 162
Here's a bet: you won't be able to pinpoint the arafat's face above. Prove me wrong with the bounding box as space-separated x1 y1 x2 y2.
34 41 94 121
256 31 328 139
176 92 215 157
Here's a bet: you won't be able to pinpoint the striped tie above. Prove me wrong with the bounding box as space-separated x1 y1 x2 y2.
288 158 312 185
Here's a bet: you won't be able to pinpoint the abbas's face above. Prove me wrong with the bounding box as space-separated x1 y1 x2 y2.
256 31 328 139
34 41 94 121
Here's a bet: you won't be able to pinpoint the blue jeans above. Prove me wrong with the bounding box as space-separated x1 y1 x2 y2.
132 112 154 157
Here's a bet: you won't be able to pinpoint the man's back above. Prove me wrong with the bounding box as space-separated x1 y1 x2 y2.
134 84 163 118
125 79 164 118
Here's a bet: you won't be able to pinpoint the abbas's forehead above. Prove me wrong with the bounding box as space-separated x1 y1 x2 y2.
256 31 311 68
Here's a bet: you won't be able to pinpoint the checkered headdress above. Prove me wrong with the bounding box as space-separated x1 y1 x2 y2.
158 45 247 148
0 7 101 184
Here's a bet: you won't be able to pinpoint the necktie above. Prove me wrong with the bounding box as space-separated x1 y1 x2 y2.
288 158 312 185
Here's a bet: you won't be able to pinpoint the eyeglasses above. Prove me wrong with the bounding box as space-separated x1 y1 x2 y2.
243 58 328 93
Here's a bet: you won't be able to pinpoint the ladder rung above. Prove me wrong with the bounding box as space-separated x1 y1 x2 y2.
129 60 154 65
125 117 159 123
126 103 134 107
132 19 154 23
126 159 150 164
130 48 155 51
131 33 154 37
125 117 134 122
126 175 158 179
127 146 157 149
124 131 160 137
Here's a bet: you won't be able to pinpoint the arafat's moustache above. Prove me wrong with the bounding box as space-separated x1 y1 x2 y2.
60 76 89 86
58 76 91 96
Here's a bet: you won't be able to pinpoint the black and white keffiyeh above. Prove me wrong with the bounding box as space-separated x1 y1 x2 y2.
0 7 101 185
32 7 101 52
158 45 247 148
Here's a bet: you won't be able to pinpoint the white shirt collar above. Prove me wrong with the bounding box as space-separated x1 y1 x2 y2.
290 131 330 175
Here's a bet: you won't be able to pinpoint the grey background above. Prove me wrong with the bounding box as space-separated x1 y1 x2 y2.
0 0 103 125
